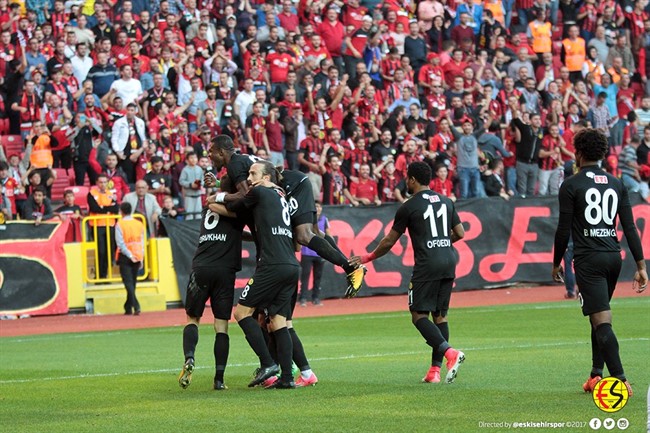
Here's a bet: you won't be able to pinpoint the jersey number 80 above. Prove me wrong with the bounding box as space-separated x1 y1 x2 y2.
584 187 618 226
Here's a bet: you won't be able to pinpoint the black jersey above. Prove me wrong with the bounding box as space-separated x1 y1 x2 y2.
192 206 245 270
553 166 644 264
279 169 316 217
391 190 461 281
230 185 299 266
226 153 260 192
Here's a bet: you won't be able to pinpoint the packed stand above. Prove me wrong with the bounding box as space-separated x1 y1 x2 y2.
1 0 650 231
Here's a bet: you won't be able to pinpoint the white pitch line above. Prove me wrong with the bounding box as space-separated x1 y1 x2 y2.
1 338 647 385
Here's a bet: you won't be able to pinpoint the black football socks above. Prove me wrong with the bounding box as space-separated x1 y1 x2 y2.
214 332 229 383
289 327 310 372
308 236 354 274
183 324 199 361
414 318 450 355
432 322 449 367
238 316 275 367
594 323 625 381
589 325 604 378
273 327 294 382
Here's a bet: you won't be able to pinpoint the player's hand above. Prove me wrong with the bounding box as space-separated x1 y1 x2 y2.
552 265 564 283
204 172 217 188
632 269 648 293
130 256 139 263
348 256 363 267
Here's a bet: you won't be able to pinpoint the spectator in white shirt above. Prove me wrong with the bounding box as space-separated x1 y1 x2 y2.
110 64 144 107
70 43 93 83
234 77 256 125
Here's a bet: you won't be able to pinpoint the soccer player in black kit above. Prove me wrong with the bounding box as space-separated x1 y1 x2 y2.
178 176 245 391
552 128 647 396
350 162 466 383
208 135 366 296
212 160 301 389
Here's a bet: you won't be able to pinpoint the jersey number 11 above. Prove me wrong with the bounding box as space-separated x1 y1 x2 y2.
424 203 448 238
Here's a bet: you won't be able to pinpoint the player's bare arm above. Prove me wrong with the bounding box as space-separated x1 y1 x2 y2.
348 229 402 267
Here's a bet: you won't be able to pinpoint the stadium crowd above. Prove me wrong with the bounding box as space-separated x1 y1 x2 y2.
1 0 650 228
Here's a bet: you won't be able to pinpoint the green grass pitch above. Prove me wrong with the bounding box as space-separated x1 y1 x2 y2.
1 298 648 433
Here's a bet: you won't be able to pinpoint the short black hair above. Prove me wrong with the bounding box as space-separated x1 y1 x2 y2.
574 128 609 162
212 135 235 152
150 156 163 164
0 161 8 171
120 202 132 214
407 161 431 186
33 185 47 195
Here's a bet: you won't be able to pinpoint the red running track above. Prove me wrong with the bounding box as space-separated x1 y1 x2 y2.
1 284 647 337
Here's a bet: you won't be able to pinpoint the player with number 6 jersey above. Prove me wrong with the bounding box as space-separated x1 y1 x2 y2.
552 128 647 397
349 162 466 384
178 176 246 391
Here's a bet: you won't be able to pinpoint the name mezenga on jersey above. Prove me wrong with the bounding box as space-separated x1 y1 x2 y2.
584 228 617 237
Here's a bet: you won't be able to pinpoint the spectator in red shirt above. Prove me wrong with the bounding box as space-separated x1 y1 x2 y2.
245 101 268 155
267 39 295 97
451 13 474 47
278 0 300 33
374 158 401 203
318 5 346 70
299 122 325 198
443 48 469 88
349 163 381 206
265 104 284 168
538 123 564 195
430 163 456 201
395 138 424 179
320 154 355 205
344 14 374 78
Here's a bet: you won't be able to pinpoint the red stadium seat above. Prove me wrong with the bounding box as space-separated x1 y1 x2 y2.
69 186 90 213
1 135 24 158
51 168 74 201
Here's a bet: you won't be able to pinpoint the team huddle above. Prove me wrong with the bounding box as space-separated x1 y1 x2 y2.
175 130 646 393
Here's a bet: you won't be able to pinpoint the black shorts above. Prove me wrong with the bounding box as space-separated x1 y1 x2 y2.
574 252 622 316
185 267 236 320
289 180 317 228
408 278 454 317
238 264 300 318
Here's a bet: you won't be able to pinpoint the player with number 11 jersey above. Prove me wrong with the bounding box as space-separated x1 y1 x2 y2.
349 162 466 384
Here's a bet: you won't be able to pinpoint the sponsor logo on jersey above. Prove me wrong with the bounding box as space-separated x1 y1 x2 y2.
421 193 440 203
594 175 608 184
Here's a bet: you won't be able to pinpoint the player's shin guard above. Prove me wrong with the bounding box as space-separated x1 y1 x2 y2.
183 324 199 360
594 323 625 380
307 236 354 274
214 332 229 383
273 327 294 382
239 316 275 367
289 327 310 371
414 318 449 355
432 322 449 367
